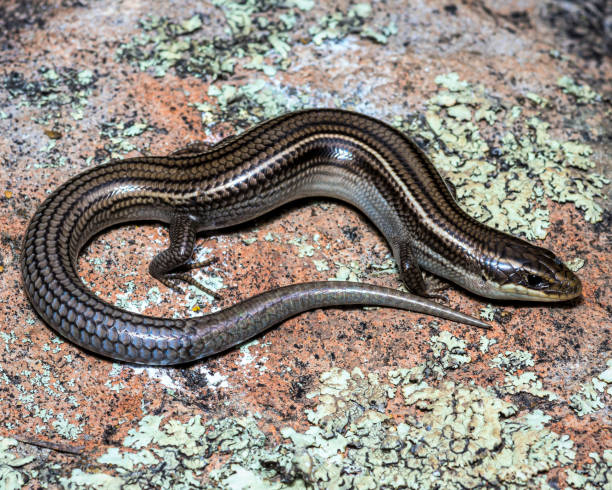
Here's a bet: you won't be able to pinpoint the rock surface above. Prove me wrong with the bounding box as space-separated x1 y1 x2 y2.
0 0 609 487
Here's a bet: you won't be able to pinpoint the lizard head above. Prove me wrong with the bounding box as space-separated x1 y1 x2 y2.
475 237 582 301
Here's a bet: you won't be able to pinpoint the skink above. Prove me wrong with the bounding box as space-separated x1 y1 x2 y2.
21 109 581 365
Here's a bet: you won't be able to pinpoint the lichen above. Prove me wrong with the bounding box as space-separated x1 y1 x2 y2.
566 450 612 489
305 367 391 436
490 350 535 374
597 359 612 396
569 380 605 417
0 438 35 490
312 259 329 272
309 3 397 46
8 333 585 487
99 119 152 159
1 67 96 114
500 372 559 401
200 79 310 133
568 359 612 417
330 260 362 282
116 2 396 82
480 304 498 321
395 73 608 239
479 334 497 353
566 257 586 272
557 76 601 104
428 330 472 374
526 92 549 108
288 235 317 257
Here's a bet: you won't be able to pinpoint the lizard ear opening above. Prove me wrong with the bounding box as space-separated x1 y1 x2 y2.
526 273 547 289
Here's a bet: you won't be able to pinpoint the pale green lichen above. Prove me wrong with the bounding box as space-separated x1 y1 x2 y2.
99 120 152 159
479 335 497 353
59 468 124 489
0 438 35 490
447 104 471 121
566 257 586 272
597 359 612 396
387 383 573 487
309 3 397 46
501 372 559 401
275 336 576 488
526 92 549 107
566 450 612 489
396 73 608 239
8 334 584 488
116 3 397 134
369 257 398 276
114 282 163 314
236 339 268 371
61 414 218 487
434 72 469 92
568 360 612 416
480 303 497 321
0 331 17 352
330 260 362 282
10 362 85 443
51 413 83 440
569 381 604 417
490 350 535 373
200 79 310 133
312 259 329 272
389 331 472 396
429 330 472 374
1 66 95 117
116 5 289 79
105 379 126 393
305 367 391 436
198 366 230 390
557 76 601 104
117 2 396 82
288 235 317 257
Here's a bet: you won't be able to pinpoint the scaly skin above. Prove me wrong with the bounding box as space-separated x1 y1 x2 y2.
21 109 581 365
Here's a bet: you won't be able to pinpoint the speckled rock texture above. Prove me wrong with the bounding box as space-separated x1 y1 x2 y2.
0 0 610 488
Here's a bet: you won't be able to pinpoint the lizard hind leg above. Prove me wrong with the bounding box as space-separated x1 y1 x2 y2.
149 214 221 300
397 241 448 301
422 272 451 302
